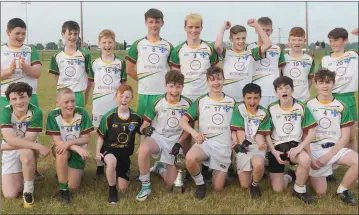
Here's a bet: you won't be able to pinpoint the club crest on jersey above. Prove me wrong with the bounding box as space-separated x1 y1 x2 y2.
253 119 261 126
331 109 339 117
113 67 120 74
179 109 186 116
344 58 351 64
300 61 309 68
200 52 208 58
159 47 166 53
128 123 135 131
268 51 278 57
224 105 230 112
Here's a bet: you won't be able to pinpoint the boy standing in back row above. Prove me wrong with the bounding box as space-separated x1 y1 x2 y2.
48 20 92 108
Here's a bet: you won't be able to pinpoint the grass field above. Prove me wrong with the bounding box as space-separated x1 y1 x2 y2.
1 50 358 214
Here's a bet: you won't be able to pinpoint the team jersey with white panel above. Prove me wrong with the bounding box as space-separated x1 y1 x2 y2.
88 56 127 115
282 53 315 101
125 37 172 95
1 44 41 96
170 41 218 98
306 97 354 151
144 94 192 143
246 43 286 96
320 49 358 93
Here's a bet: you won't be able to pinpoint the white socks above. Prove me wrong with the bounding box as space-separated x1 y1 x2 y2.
192 172 204 185
337 184 348 194
23 180 34 193
139 173 150 187
294 183 306 193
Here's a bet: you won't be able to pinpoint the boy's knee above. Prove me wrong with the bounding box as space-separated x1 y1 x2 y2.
19 149 35 166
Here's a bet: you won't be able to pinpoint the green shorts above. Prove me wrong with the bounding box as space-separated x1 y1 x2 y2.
136 94 161 116
68 151 86 170
74 91 85 108
334 92 358 122
1 94 39 110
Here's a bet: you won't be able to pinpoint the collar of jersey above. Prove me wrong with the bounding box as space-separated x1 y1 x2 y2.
207 92 225 102
62 47 79 56
101 55 116 64
278 97 295 111
186 40 203 49
145 36 162 43
316 95 335 104
6 43 24 50
329 50 347 59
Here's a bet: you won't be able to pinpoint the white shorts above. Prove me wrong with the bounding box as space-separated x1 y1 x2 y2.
92 114 104 128
310 147 352 177
2 150 22 175
195 140 231 172
236 147 266 173
260 96 277 108
150 132 179 166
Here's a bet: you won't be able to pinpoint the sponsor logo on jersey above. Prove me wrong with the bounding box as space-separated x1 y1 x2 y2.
128 123 135 131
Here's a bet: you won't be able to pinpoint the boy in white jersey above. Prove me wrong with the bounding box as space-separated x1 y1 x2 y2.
282 27 315 102
125 8 172 117
230 83 271 199
170 13 219 102
48 21 92 108
307 69 357 206
95 85 142 204
1 18 42 109
320 28 358 154
136 71 192 201
246 17 286 108
214 19 272 102
46 88 94 204
180 66 235 200
88 29 127 178
1 82 50 208
266 76 317 204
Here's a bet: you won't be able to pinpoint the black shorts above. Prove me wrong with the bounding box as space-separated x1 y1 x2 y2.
268 141 298 173
102 149 131 181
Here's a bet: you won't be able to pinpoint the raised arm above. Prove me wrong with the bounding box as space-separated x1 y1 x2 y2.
215 21 231 57
248 19 272 54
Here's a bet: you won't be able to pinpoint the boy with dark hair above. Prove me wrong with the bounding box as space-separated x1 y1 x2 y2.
307 69 358 206
180 66 235 200
266 76 317 204
136 70 192 201
48 20 92 108
230 83 271 199
1 82 50 208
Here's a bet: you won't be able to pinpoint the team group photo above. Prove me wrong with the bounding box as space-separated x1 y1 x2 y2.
0 1 358 214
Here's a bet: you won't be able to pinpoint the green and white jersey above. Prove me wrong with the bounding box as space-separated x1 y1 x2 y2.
45 107 94 149
0 103 42 144
307 97 354 151
268 98 318 146
1 44 41 96
88 56 127 115
125 37 172 95
48 48 91 92
230 102 271 148
144 94 192 143
169 41 219 98
222 48 262 101
320 49 358 93
184 93 235 148
246 43 286 96
282 53 315 101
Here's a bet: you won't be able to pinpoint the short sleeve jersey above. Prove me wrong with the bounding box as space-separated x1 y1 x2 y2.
97 108 142 155
144 94 192 142
1 44 41 96
46 107 94 149
89 56 127 115
307 97 354 151
1 103 42 144
184 94 235 148
246 43 286 96
48 48 91 92
170 41 219 98
320 49 358 93
125 37 172 95
230 102 271 148
282 53 315 101
222 47 262 101
268 99 318 146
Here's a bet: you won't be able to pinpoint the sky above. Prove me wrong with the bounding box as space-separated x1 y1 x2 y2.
1 1 358 46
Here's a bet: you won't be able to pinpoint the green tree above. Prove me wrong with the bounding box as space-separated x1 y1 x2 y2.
46 42 58 50
36 43 44 50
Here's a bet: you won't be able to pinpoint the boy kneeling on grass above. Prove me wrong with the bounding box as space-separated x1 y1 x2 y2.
95 85 143 204
45 88 94 204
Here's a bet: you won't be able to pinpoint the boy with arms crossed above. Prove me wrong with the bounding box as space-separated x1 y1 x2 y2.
282 27 315 102
95 85 142 204
1 82 50 207
88 29 127 178
307 69 358 206
266 76 317 204
214 19 272 102
170 13 218 102
180 66 235 200
46 88 94 204
136 71 192 201
48 21 92 108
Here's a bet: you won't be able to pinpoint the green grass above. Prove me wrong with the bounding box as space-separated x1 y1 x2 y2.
1 50 358 214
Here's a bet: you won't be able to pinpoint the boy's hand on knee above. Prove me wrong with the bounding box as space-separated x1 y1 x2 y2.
95 153 104 162
74 147 90 160
287 145 303 160
37 144 50 156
